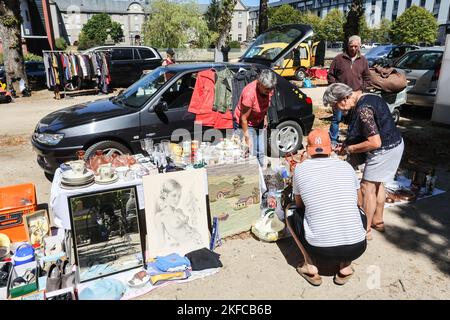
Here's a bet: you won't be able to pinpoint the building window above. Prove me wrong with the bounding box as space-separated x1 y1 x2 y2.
25 10 30 22
238 34 242 41
135 15 139 21
239 11 242 18
406 0 412 8
381 0 387 18
420 0 426 7
135 24 140 31
393 0 399 14
238 22 242 29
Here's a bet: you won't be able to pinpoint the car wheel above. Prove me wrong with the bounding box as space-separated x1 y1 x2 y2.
392 108 400 125
85 140 131 159
295 68 307 81
270 120 304 158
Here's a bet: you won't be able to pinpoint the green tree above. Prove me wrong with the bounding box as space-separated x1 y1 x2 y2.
216 0 237 52
259 0 269 35
0 0 28 90
358 15 370 43
205 0 220 32
343 0 365 45
390 5 438 45
143 0 210 48
232 175 245 195
300 11 322 39
371 18 391 43
268 5 302 27
55 37 68 50
318 9 345 42
110 21 124 43
78 13 124 49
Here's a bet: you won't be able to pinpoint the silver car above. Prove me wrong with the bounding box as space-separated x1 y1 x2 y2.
394 48 444 108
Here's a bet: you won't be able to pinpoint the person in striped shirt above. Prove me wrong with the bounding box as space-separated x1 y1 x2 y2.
291 129 367 286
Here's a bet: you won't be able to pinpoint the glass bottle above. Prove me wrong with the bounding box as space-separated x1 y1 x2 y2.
263 161 278 191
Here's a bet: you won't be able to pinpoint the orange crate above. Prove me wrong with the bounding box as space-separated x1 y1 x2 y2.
0 184 37 243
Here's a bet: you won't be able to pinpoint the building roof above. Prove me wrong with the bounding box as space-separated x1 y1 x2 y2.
53 0 146 14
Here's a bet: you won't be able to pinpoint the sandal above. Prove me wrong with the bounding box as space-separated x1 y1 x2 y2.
333 269 354 286
296 265 322 286
371 222 385 233
127 270 150 288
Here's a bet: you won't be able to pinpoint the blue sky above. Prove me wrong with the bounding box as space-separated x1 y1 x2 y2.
197 0 275 7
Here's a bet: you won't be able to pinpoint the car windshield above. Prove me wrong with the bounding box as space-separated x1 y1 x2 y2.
111 67 176 109
395 51 443 70
365 46 393 58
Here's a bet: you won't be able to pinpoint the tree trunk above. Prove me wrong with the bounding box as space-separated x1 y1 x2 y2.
343 0 364 49
258 0 268 35
0 0 28 92
216 0 237 62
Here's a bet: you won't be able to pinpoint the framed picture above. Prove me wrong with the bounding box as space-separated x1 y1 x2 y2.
143 169 210 258
207 159 262 238
24 209 51 246
68 186 143 283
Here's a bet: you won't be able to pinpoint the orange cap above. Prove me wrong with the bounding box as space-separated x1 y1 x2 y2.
307 129 332 156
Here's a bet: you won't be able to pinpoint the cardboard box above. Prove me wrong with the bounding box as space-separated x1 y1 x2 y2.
7 261 39 299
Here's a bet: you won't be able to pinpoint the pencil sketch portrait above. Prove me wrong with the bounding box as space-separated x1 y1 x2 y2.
143 169 210 257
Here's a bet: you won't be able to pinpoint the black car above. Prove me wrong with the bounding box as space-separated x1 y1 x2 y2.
84 46 163 87
0 61 46 89
32 25 315 178
365 44 420 67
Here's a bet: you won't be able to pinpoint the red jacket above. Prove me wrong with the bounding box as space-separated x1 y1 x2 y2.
188 69 217 127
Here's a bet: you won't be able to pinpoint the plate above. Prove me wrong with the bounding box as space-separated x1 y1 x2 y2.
95 174 119 185
61 177 95 186
61 169 94 182
60 180 95 190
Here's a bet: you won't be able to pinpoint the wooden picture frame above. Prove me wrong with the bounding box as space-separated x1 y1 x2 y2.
24 209 51 246
68 186 144 283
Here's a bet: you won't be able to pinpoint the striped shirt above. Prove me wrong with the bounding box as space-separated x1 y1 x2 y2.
293 157 366 247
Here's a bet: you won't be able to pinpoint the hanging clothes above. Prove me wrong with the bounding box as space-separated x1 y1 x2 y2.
231 66 260 114
213 68 234 113
188 69 217 128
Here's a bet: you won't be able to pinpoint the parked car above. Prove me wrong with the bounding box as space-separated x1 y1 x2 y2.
365 44 420 67
32 25 316 179
245 40 324 80
0 61 46 89
83 46 163 87
394 47 444 108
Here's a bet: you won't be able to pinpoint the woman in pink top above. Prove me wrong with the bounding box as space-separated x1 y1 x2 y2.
234 69 277 165
162 49 176 81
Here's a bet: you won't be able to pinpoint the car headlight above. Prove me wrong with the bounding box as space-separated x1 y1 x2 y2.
34 133 65 145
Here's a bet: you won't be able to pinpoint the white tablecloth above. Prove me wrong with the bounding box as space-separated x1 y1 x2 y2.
49 162 267 230
49 169 145 230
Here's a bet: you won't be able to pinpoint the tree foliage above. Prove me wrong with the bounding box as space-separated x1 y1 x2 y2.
216 0 237 50
205 0 220 33
371 18 391 43
300 11 322 38
259 0 269 35
358 15 370 43
78 13 124 49
390 5 438 45
143 0 210 48
318 9 345 42
268 5 301 27
55 37 68 50
343 0 365 45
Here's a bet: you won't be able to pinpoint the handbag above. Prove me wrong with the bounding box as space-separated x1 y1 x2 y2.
368 66 407 93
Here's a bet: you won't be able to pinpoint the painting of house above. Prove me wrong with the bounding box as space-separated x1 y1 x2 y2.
216 190 232 200
207 159 261 238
